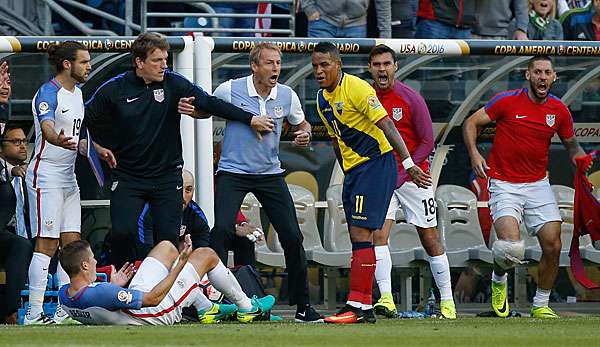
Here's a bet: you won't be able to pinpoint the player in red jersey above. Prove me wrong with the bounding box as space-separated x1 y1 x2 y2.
368 44 455 319
464 56 586 319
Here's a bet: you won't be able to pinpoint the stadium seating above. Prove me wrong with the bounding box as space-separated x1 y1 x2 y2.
388 209 426 265
285 171 319 201
317 184 351 267
435 185 493 267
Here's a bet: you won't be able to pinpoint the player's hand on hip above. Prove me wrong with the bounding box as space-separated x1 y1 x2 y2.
408 166 432 188
250 115 275 140
58 129 77 150
293 130 311 147
110 262 135 287
470 152 489 179
179 234 193 263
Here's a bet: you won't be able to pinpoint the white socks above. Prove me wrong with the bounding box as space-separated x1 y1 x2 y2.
374 245 392 295
533 288 551 308
430 253 453 301
27 252 51 317
207 261 252 311
57 262 69 288
492 271 508 284
193 292 214 312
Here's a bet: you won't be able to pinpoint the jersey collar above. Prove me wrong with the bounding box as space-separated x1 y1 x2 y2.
247 75 277 101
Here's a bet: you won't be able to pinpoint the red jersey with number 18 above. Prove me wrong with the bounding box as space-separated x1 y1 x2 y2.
484 88 574 183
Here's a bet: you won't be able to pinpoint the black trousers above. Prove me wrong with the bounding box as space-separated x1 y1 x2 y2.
221 230 256 267
109 174 182 268
211 172 309 306
0 229 32 320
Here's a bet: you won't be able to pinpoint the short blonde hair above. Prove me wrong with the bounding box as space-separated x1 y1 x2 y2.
249 42 281 66
529 0 557 19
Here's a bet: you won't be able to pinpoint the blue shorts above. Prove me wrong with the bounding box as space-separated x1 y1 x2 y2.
342 151 397 230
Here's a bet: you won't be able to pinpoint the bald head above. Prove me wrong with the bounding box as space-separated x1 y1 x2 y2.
182 169 195 210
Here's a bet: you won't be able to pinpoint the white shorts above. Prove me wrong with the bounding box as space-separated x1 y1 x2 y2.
385 182 437 228
126 257 202 325
488 177 561 236
27 185 81 238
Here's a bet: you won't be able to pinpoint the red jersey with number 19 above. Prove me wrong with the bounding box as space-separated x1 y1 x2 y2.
484 88 574 183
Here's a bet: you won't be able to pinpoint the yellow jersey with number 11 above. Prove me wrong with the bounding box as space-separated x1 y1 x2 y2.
316 73 392 172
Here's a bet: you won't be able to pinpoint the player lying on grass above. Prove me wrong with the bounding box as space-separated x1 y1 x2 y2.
57 235 274 325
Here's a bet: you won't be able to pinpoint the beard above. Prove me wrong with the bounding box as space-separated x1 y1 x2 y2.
71 69 87 84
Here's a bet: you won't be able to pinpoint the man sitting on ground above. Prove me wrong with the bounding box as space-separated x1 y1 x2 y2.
58 235 274 325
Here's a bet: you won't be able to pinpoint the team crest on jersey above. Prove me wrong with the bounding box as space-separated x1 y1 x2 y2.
274 105 284 117
546 114 556 127
367 96 381 109
38 102 50 115
117 290 133 304
335 102 344 114
179 225 187 237
177 279 185 289
392 107 403 121
153 89 165 103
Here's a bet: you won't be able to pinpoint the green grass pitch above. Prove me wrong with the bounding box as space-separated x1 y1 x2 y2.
2 317 600 347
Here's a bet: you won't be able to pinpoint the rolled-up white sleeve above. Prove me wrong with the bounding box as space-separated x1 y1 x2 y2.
212 80 232 103
287 90 305 126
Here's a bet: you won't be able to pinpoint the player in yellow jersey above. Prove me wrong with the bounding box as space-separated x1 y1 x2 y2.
311 42 431 324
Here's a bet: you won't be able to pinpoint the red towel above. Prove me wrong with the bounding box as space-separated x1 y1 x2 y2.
571 150 600 289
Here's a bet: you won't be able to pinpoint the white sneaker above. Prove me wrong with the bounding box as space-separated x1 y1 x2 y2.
23 311 54 325
53 305 80 325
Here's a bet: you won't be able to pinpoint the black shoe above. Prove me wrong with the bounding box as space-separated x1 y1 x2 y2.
295 305 325 323
362 308 377 323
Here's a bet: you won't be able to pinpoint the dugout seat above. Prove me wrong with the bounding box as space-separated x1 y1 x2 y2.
316 184 352 267
246 193 287 267
436 185 493 267
285 171 319 201
552 185 600 264
388 208 426 266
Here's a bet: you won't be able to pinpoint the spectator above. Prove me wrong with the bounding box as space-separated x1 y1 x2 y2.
1 124 30 239
302 0 391 38
392 0 418 38
0 62 33 325
415 0 476 39
561 0 597 40
557 0 591 16
0 61 8 134
212 3 257 37
510 0 563 40
472 0 529 40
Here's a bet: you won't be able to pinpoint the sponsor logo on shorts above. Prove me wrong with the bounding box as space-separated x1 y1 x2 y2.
546 114 555 127
426 217 435 223
44 219 54 230
153 89 165 103
352 215 368 220
118 290 133 304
